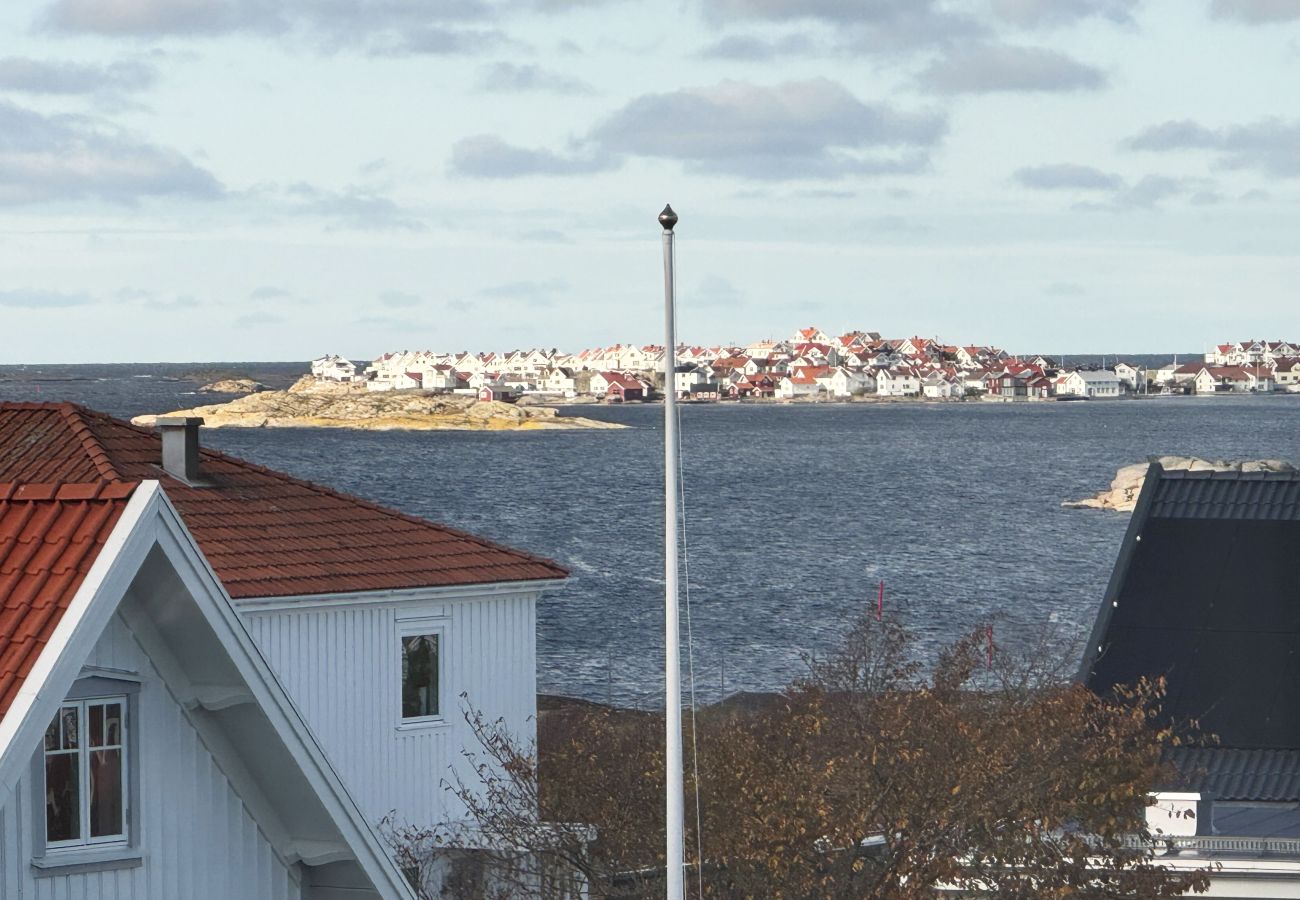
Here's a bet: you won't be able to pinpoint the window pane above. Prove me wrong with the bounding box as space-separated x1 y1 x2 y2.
401 634 439 719
60 706 78 750
89 704 104 748
45 753 80 842
44 714 59 752
104 703 122 747
89 750 124 838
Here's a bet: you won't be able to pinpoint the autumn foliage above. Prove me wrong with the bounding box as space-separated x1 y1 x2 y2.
413 615 1211 898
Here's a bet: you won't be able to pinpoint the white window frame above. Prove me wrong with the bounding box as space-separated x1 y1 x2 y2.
42 696 130 852
397 618 448 730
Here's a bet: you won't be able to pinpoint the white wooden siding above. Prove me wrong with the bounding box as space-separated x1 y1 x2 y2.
242 592 538 829
0 614 304 900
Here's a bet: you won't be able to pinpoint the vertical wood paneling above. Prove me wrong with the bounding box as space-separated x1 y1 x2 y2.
1 614 304 899
243 593 538 831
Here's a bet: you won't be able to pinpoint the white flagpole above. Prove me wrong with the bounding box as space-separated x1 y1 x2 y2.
659 203 685 900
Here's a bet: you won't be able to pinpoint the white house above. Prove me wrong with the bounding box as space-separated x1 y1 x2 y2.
921 371 962 399
824 367 870 398
1111 362 1141 391
0 404 571 897
876 367 921 397
0 477 414 899
312 355 364 383
777 373 821 399
1055 370 1122 398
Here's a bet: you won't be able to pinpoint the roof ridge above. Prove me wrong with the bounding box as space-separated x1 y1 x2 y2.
27 403 125 483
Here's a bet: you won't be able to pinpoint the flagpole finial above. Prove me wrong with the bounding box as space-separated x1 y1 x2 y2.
659 204 678 231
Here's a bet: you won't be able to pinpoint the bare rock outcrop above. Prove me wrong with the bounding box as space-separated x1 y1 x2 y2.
132 379 624 431
198 378 267 394
1064 456 1297 512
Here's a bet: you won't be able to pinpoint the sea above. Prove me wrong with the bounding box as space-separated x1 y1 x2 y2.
4 361 1298 707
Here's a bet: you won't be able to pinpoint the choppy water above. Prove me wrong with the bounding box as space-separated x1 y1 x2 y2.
4 363 1299 706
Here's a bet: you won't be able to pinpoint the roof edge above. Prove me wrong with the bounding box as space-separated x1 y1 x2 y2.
1077 460 1165 685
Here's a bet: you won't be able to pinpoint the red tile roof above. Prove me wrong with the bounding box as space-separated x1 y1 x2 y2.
0 480 136 716
0 404 567 600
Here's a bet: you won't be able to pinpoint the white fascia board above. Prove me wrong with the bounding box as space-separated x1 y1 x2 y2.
233 577 567 613
0 481 163 796
145 490 417 900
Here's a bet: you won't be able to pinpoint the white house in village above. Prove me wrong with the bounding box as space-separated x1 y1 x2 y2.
1055 370 1121 399
777 373 821 399
824 367 870 398
312 355 365 383
876 368 921 397
1111 362 1141 391
921 372 963 399
0 404 571 898
1192 366 1273 394
0 478 413 899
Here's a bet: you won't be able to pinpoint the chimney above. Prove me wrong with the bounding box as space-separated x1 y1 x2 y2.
155 417 205 484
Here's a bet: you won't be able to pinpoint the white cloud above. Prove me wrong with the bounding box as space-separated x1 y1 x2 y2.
919 44 1107 93
1126 117 1300 177
0 99 222 205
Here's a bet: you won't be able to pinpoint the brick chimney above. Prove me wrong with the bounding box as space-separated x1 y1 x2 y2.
155 417 204 484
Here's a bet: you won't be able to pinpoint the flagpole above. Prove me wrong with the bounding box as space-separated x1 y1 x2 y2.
659 203 685 900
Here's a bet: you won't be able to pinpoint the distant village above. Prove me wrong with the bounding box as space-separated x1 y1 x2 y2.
309 330 1300 402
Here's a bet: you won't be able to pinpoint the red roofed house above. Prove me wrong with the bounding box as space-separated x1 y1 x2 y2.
0 478 414 898
589 372 645 402
0 403 569 897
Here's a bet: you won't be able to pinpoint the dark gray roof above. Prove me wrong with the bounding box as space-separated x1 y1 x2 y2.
1149 469 1300 521
1166 748 1300 802
1083 463 1300 755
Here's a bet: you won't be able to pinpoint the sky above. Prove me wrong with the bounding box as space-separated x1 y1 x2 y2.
1 0 1299 363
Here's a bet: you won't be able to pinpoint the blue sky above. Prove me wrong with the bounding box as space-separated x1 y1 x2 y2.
1 0 1298 362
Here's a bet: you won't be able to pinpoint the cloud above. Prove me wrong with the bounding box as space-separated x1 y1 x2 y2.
0 289 93 308
234 311 285 326
479 277 566 306
0 57 157 95
143 294 200 310
1072 173 1191 211
919 44 1106 93
279 182 425 230
700 0 982 51
450 134 617 177
693 274 743 307
367 26 507 57
698 33 819 60
589 78 946 179
249 285 291 300
40 0 505 55
355 314 422 330
1125 117 1300 177
0 99 222 206
477 62 592 94
990 0 1141 26
1113 174 1186 207
1013 163 1124 189
1210 0 1300 23
379 289 421 307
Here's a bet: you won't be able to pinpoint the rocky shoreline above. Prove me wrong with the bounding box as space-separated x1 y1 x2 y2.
132 377 626 432
1064 456 1297 512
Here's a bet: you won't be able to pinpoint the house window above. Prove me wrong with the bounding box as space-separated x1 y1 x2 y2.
401 633 441 720
43 698 127 848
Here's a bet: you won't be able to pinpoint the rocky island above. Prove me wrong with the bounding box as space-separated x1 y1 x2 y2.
198 378 267 393
132 377 625 431
1065 455 1297 512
